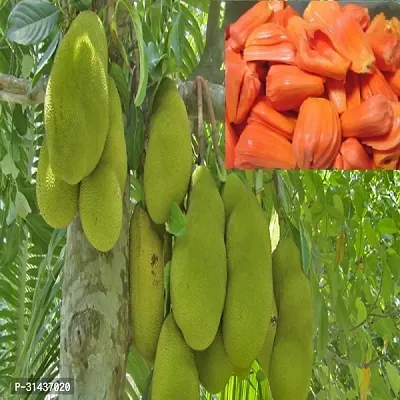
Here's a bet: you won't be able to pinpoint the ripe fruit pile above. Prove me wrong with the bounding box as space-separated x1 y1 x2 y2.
226 0 400 170
37 11 127 252
130 76 314 397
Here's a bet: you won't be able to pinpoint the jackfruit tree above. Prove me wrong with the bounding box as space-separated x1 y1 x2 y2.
1 1 400 400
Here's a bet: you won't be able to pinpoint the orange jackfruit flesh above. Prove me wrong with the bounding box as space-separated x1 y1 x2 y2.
292 97 342 169
373 149 400 169
266 64 325 111
340 138 373 169
234 122 296 169
386 69 400 96
367 31 400 72
366 13 388 35
270 6 299 27
325 79 347 114
226 115 238 170
340 94 394 139
345 71 361 110
359 66 398 102
332 153 344 169
342 4 370 31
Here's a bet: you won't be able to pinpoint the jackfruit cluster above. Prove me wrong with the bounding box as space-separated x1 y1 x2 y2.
38 11 127 252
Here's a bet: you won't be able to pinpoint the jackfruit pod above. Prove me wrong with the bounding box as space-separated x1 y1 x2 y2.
345 71 361 110
292 98 341 169
340 138 373 170
342 4 370 31
340 94 394 139
332 153 344 169
270 6 299 28
391 17 400 37
360 65 398 102
248 96 296 140
373 148 400 169
385 69 400 96
266 64 325 111
367 31 400 72
225 46 261 124
228 1 273 51
226 115 238 170
362 102 400 151
366 13 388 35
235 122 296 169
303 1 375 73
270 0 285 13
325 79 347 114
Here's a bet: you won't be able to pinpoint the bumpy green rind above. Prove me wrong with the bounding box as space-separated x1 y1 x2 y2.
143 78 192 224
221 173 250 223
45 11 109 184
171 166 227 351
151 313 199 400
268 238 313 400
36 142 79 228
79 162 122 252
129 205 164 363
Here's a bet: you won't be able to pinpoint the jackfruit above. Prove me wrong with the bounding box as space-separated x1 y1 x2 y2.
194 328 234 394
129 205 164 363
221 173 250 222
234 364 253 379
257 297 278 375
100 76 127 191
36 141 78 228
79 162 122 252
143 78 192 224
170 166 227 350
151 313 199 400
223 195 273 369
268 238 313 400
45 11 109 184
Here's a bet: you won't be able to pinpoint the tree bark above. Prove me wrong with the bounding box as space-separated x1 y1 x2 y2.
60 189 130 400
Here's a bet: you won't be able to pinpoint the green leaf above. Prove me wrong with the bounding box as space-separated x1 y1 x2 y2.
385 363 400 396
269 208 280 254
167 202 186 237
377 218 398 234
333 194 344 216
36 30 61 74
182 0 209 12
168 11 185 69
12 105 27 136
15 191 31 219
7 0 60 45
21 54 34 78
0 154 19 179
316 299 328 362
355 298 367 324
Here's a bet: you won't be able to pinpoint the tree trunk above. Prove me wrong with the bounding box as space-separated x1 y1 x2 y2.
60 189 130 399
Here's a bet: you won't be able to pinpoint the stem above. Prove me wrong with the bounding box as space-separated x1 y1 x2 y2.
196 76 205 166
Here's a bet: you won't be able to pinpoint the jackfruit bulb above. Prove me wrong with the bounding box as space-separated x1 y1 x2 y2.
45 11 109 184
223 195 273 369
171 166 227 350
101 76 127 191
143 78 192 224
79 162 122 252
129 205 164 363
151 313 199 400
268 238 313 400
36 141 78 228
257 297 278 375
194 328 234 394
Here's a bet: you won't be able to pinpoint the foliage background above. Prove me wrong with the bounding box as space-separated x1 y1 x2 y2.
0 0 399 399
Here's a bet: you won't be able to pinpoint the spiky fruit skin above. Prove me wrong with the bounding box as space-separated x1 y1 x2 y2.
79 163 122 252
101 76 127 191
129 205 164 363
257 297 278 375
171 166 227 351
36 142 78 228
194 328 234 394
151 313 199 400
45 11 109 184
143 78 192 224
221 173 249 222
268 238 313 400
223 196 273 369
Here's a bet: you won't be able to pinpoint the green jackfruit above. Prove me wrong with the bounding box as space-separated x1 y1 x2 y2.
151 313 199 400
36 142 78 228
268 238 313 400
79 162 122 252
45 11 109 184
223 195 273 369
100 76 127 191
171 166 227 350
129 205 164 363
234 363 253 379
257 297 278 375
194 328 234 394
144 78 192 224
221 173 250 222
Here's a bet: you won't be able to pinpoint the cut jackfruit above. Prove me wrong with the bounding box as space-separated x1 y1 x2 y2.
45 11 109 184
36 141 78 228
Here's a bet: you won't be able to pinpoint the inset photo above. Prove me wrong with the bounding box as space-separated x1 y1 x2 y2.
225 1 400 170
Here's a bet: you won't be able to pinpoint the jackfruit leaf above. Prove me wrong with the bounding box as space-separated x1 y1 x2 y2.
183 37 198 72
355 298 367 324
7 0 60 45
269 207 280 254
116 0 148 106
6 203 17 225
333 194 344 216
69 0 92 11
167 202 186 237
12 105 27 136
36 30 61 75
109 63 129 113
182 0 209 12
377 218 398 234
148 3 162 43
21 54 34 78
0 154 19 179
15 191 31 219
316 298 328 362
181 4 204 54
299 224 311 274
147 42 167 79
130 176 143 203
168 11 185 69
385 363 400 396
